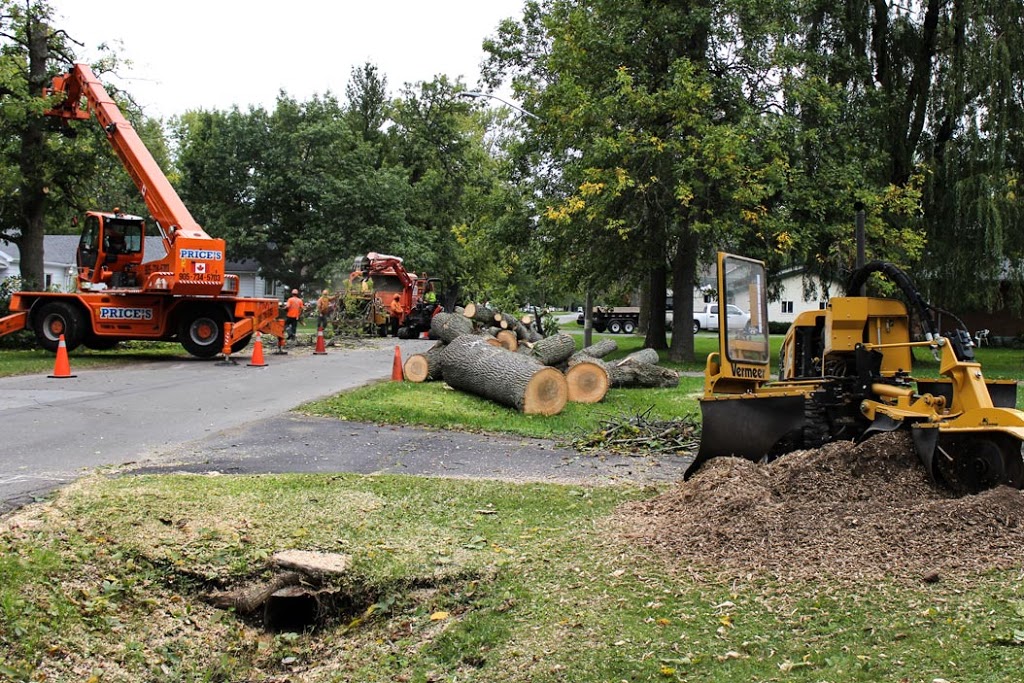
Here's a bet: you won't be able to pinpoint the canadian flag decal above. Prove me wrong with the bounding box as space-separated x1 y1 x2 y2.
195 262 206 274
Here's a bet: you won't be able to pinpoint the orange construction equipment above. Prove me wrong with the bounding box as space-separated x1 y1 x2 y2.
48 335 76 378
392 345 404 381
247 332 268 367
0 63 286 360
314 327 327 355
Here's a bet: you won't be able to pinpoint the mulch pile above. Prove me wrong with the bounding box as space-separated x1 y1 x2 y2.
613 432 1024 581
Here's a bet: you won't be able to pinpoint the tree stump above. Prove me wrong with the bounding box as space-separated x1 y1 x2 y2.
440 335 568 415
565 358 610 403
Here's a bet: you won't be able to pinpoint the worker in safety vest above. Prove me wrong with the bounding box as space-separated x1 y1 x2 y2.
389 294 404 337
285 289 303 340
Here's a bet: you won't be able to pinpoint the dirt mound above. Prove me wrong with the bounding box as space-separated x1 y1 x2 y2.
614 432 1024 580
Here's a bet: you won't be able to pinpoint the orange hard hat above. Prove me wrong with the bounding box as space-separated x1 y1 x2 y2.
393 294 400 300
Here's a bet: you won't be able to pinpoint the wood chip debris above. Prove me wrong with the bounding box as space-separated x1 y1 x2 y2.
611 431 1024 581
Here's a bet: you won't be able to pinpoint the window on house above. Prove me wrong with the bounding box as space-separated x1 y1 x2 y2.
781 301 794 314
44 274 52 289
263 279 278 297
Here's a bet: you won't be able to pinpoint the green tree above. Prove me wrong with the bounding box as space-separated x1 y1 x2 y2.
175 90 416 292
0 0 76 288
485 0 791 360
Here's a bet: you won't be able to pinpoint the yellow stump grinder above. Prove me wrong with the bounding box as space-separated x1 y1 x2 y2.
688 253 1024 494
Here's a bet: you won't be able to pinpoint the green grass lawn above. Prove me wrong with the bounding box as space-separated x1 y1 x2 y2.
2 473 1022 682
1 325 1022 681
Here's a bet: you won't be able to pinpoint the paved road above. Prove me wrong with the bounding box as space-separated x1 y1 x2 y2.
0 338 692 513
0 338 427 512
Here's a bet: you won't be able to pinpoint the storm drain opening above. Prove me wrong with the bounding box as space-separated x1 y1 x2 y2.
204 550 369 632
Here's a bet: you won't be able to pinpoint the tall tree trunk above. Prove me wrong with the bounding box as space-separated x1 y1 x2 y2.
668 227 699 363
17 19 50 290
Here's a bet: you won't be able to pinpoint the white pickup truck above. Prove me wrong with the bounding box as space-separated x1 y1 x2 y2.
692 303 750 334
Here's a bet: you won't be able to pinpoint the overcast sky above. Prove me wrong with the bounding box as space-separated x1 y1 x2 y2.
47 1 524 119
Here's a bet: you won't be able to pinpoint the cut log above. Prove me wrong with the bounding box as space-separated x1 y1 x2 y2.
614 348 660 366
494 329 519 351
464 302 499 326
607 361 679 388
528 333 576 366
403 342 447 383
565 358 610 403
494 312 518 330
440 335 568 415
569 338 618 365
430 311 476 344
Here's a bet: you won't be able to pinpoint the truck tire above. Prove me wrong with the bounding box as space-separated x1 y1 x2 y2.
594 322 607 333
623 320 636 334
692 320 700 334
608 319 623 334
179 309 227 358
34 300 86 352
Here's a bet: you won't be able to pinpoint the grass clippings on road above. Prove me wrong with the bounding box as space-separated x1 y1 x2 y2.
3 468 1024 683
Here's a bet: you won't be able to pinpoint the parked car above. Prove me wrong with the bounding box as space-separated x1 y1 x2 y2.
693 303 751 333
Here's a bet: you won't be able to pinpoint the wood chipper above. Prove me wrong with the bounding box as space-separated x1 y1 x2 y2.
687 252 1024 494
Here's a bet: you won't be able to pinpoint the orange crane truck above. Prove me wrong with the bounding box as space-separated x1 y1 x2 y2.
0 64 284 358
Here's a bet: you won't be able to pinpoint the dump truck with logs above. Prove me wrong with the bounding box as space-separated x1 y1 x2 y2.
0 64 284 358
688 252 1024 494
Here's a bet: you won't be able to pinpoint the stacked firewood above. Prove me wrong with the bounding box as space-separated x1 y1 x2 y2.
402 304 679 416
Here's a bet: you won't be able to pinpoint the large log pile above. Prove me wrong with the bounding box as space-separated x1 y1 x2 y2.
401 303 679 414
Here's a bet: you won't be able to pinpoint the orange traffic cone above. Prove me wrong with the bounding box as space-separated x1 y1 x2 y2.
247 332 268 367
49 334 77 379
391 345 404 381
313 326 327 355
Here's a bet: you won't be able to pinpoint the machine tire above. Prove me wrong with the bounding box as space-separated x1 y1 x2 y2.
594 322 607 333
33 300 86 352
623 320 636 334
178 309 227 358
230 335 253 353
608 319 623 334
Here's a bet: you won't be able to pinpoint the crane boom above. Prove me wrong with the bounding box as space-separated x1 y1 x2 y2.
44 64 225 297
45 64 206 242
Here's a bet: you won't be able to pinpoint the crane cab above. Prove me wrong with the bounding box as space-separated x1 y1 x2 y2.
77 211 146 290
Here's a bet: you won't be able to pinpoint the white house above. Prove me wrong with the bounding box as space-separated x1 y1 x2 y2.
0 235 286 299
685 263 840 325
772 267 840 324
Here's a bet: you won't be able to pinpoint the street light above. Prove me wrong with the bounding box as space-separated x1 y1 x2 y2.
458 91 541 120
